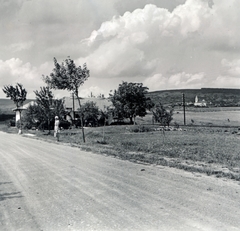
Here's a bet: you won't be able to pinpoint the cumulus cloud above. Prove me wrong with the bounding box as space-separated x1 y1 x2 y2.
9 41 34 53
213 75 240 89
1 0 240 98
0 58 42 98
144 72 206 91
77 0 240 93
221 59 240 77
81 1 215 79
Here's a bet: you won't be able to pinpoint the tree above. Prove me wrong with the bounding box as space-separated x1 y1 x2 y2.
2 83 27 133
23 87 65 131
34 87 54 134
23 100 66 131
34 87 65 133
151 103 173 127
43 57 90 142
99 109 110 143
51 98 66 121
22 104 45 129
109 81 153 124
78 101 99 127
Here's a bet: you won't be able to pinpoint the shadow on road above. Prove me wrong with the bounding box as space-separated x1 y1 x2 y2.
0 182 23 201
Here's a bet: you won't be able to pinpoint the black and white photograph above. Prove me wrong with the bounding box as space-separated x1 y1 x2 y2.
0 0 240 230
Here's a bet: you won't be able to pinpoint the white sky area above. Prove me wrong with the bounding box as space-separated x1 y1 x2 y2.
0 0 240 99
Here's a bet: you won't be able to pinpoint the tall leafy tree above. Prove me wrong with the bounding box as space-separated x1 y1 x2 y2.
2 83 27 133
110 81 153 124
23 96 65 131
51 98 66 120
43 57 90 142
78 101 99 126
34 87 58 134
23 104 45 129
2 83 27 107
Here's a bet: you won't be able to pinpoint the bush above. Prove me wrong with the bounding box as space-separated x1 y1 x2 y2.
8 119 16 127
59 120 71 129
129 125 153 133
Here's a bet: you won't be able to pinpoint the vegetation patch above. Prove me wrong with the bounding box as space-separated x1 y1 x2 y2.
2 123 239 181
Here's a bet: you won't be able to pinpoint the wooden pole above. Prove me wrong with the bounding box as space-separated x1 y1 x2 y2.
182 93 186 125
72 92 75 121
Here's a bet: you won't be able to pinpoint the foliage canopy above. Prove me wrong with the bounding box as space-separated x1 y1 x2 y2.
78 101 99 126
23 86 65 131
2 83 27 107
110 81 153 123
151 103 173 127
43 57 90 142
43 57 90 97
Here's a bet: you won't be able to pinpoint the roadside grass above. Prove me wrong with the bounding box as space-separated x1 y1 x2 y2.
1 108 240 181
7 124 239 181
0 122 17 133
87 125 240 180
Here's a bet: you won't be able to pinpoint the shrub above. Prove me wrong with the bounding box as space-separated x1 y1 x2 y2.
59 120 71 129
129 125 153 133
8 119 16 127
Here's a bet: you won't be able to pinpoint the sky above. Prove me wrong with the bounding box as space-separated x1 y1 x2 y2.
0 0 240 99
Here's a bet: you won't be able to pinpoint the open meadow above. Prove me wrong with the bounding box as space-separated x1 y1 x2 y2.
1 107 240 181
173 107 240 127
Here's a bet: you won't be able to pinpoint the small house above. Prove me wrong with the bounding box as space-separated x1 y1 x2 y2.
13 101 37 124
63 96 113 125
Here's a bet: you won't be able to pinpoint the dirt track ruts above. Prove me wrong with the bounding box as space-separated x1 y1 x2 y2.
0 131 240 231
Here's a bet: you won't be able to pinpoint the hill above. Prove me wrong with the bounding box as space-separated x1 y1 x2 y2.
0 99 34 114
1 88 240 114
146 88 240 107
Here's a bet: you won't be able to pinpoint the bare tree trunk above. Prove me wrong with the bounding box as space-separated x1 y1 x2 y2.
48 117 50 135
130 116 133 125
76 95 85 143
103 118 106 142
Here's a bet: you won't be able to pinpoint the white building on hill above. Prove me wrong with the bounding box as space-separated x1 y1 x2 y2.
194 95 207 107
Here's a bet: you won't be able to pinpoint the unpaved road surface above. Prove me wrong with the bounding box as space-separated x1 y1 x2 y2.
0 131 240 231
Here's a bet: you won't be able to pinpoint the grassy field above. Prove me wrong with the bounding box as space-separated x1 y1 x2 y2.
135 107 240 127
173 108 240 126
1 108 240 181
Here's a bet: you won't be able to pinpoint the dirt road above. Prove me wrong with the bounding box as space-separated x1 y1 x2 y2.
0 131 240 231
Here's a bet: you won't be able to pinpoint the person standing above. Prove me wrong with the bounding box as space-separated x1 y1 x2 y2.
54 116 60 141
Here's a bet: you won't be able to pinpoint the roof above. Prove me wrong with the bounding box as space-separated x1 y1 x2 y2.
63 97 112 111
12 101 37 111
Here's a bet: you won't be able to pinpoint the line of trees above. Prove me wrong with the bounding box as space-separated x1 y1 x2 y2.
2 57 173 139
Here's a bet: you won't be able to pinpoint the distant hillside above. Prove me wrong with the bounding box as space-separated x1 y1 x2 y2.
1 88 240 114
0 99 34 114
146 88 240 107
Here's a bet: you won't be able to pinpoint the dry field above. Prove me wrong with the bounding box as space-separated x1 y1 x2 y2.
173 107 240 127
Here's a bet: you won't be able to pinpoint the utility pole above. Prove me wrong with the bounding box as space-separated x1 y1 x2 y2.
72 92 75 121
182 93 186 125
